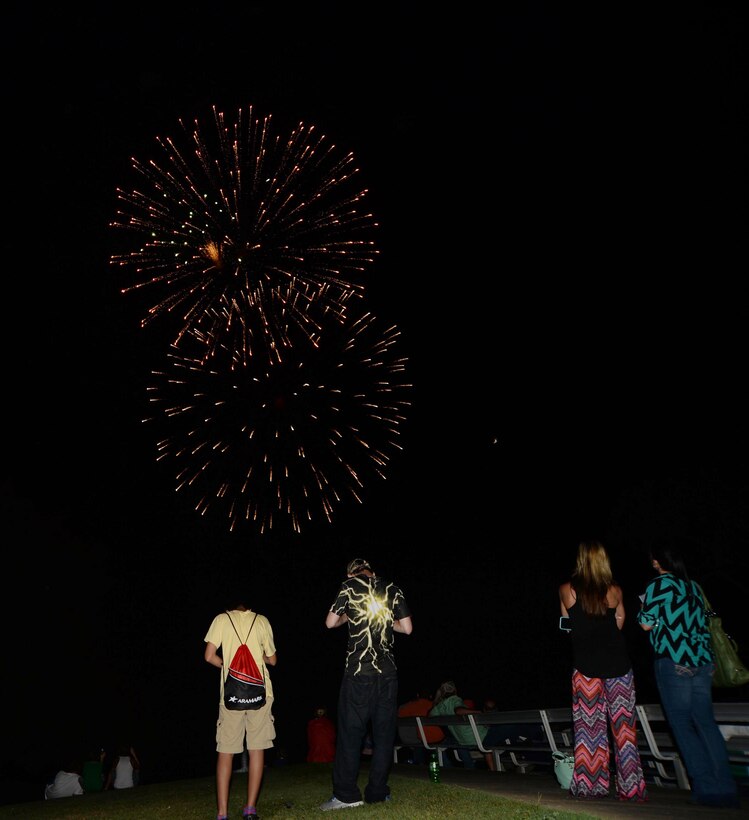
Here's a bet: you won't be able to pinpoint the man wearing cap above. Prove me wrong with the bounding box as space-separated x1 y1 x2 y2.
320 559 413 811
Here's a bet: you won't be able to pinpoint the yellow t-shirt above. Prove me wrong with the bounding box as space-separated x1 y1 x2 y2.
204 609 276 701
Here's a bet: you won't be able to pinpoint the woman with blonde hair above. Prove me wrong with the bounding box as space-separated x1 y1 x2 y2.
558 541 647 801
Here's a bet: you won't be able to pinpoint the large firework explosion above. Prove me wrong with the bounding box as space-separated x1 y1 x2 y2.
144 312 411 534
110 105 379 364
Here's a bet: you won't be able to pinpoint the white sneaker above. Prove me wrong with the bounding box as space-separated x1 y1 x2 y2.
320 796 364 811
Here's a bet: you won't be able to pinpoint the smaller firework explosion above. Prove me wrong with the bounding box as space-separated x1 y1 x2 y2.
144 311 411 533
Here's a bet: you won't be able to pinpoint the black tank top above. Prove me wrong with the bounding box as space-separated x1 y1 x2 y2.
567 601 631 679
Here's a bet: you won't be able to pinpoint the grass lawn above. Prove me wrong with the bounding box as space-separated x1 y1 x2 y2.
0 763 600 819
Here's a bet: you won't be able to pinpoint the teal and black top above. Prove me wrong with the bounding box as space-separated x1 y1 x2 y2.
637 573 714 667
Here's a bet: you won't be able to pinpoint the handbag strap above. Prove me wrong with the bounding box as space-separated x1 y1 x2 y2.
696 585 716 616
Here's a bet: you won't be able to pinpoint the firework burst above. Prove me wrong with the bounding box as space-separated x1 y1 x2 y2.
144 312 411 534
111 105 379 363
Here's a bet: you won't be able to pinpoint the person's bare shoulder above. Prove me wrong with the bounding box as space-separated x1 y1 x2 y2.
606 584 624 606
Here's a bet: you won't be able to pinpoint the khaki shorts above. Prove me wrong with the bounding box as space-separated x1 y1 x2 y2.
216 698 276 753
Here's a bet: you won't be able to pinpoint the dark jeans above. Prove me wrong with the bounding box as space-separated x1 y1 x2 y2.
654 658 738 803
484 723 544 746
483 723 549 765
441 746 477 768
408 745 427 764
333 673 398 804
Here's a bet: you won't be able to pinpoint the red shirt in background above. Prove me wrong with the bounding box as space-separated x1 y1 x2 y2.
398 696 445 743
307 714 336 762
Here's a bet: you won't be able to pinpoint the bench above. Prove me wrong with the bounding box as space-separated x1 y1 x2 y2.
394 716 457 764
634 704 690 789
408 707 687 784
408 709 572 773
713 701 749 766
395 715 484 766
634 701 749 789
397 701 749 789
469 709 572 773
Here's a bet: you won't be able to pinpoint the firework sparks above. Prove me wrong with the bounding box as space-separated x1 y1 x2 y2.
111 105 379 363
144 312 411 533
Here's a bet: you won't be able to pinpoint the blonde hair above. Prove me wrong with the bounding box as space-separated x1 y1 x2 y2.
572 540 614 617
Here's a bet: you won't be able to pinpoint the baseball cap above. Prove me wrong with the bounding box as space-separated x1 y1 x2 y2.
346 558 372 575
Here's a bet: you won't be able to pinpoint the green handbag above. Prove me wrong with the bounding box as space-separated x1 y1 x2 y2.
700 588 749 688
552 750 574 789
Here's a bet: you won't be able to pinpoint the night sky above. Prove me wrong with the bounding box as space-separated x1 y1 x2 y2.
4 2 749 803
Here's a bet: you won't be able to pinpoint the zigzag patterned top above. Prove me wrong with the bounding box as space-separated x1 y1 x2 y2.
637 573 713 666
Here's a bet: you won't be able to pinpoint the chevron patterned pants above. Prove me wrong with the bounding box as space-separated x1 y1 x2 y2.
570 669 648 801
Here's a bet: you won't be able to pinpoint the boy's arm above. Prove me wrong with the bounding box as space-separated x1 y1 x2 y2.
204 641 223 668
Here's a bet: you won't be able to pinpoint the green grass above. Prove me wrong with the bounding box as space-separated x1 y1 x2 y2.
0 765 600 819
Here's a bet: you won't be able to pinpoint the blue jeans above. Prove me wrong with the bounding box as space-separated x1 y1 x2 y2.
654 658 738 803
333 673 397 804
441 746 476 768
482 723 549 765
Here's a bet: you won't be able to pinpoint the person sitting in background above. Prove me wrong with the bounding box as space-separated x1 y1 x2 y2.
307 706 336 763
81 748 106 793
429 680 506 770
398 689 443 764
104 743 140 790
44 759 84 799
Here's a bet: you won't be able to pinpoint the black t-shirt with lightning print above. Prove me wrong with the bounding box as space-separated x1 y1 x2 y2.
331 574 411 677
